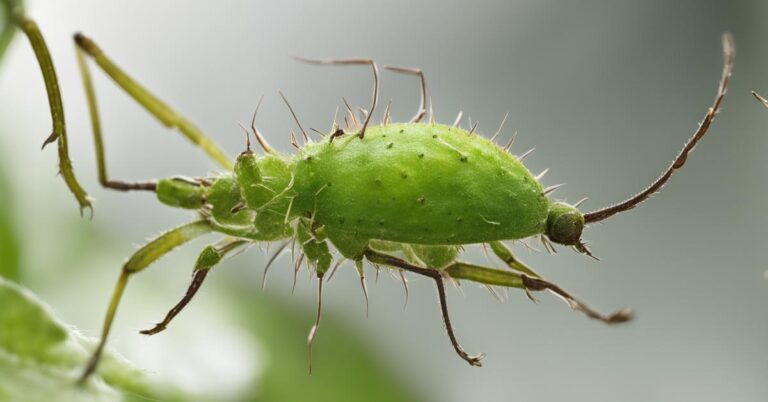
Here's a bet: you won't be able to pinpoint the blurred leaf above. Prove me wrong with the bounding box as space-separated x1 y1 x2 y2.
0 158 20 281
0 277 193 402
225 281 422 402
0 0 23 64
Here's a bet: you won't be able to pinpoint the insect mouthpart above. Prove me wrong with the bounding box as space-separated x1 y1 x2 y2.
545 202 585 247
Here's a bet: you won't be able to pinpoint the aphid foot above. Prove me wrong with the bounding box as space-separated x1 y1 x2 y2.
140 269 210 335
521 275 633 324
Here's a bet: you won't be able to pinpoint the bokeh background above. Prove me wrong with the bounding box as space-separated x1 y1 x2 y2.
1 0 767 401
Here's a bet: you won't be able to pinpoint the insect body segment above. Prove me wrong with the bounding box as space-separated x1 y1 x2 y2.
58 30 733 383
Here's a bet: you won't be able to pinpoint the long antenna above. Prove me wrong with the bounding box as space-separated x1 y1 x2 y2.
584 33 735 224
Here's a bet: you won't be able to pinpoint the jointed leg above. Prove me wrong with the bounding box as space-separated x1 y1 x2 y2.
364 249 484 367
74 48 156 192
74 33 233 170
140 238 248 335
488 241 541 278
365 248 632 366
14 16 92 213
79 220 214 384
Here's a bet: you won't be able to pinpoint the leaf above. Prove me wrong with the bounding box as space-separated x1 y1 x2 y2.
0 277 192 402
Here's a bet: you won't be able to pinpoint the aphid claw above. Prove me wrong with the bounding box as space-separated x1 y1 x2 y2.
543 183 565 195
229 200 246 214
452 110 464 128
517 147 535 162
41 131 58 150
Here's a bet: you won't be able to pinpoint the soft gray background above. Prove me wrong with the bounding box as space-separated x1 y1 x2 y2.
1 0 767 401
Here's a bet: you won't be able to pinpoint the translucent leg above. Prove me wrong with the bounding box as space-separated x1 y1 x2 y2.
74 33 233 170
78 220 214 384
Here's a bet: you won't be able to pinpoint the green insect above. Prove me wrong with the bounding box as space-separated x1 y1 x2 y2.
14 14 734 383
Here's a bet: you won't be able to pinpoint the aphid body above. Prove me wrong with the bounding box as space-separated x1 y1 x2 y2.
9 22 734 381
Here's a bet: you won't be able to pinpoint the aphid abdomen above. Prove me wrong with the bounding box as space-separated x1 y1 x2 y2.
293 123 549 256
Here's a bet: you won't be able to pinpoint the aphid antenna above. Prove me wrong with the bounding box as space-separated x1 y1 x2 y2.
583 33 735 223
295 57 379 138
249 95 275 154
517 147 535 162
278 90 309 143
452 110 464 128
384 64 427 123
491 112 510 143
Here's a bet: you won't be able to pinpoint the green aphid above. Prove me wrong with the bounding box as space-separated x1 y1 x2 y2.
20 27 735 381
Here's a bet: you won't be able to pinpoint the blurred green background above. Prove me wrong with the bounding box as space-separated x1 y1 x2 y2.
1 1 767 401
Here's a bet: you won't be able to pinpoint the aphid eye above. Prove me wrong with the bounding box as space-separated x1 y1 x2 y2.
545 202 585 246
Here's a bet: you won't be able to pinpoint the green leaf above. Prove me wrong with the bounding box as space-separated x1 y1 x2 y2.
0 0 23 64
0 278 192 402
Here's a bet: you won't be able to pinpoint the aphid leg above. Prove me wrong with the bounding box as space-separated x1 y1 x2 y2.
383 65 427 123
75 49 157 192
78 220 214 384
487 241 541 278
583 33 735 223
74 33 233 170
15 17 91 214
364 249 485 367
140 238 247 335
520 275 633 324
294 57 379 138
441 260 633 324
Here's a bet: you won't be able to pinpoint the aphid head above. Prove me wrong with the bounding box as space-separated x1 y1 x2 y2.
545 202 585 247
